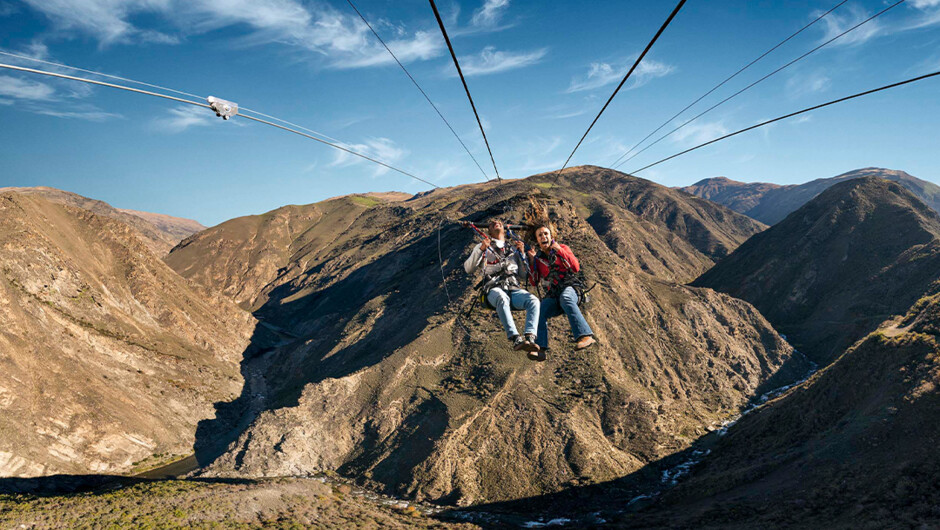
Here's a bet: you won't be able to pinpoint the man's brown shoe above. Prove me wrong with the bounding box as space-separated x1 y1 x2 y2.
575 335 596 350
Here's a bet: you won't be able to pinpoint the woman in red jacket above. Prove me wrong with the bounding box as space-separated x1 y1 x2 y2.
526 222 595 360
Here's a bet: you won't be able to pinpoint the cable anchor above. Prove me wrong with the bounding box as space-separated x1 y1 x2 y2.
207 96 238 120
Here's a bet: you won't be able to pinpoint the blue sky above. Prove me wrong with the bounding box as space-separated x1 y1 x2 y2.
1 0 939 226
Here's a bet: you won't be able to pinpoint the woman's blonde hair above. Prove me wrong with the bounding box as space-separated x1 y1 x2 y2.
524 196 555 242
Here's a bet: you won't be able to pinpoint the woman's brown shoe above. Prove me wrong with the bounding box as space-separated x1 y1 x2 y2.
575 336 596 350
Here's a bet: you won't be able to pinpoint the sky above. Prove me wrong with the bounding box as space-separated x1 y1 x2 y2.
0 0 939 226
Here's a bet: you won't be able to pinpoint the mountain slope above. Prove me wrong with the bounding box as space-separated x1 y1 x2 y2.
166 166 806 505
680 168 940 224
694 177 940 364
620 287 940 528
0 186 205 255
0 191 254 477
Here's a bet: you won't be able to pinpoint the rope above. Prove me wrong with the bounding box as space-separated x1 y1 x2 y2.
616 0 905 170
630 69 940 174
346 0 492 182
0 62 436 188
609 0 848 168
429 0 502 182
562 0 687 170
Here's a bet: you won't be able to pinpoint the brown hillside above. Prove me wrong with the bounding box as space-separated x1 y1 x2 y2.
618 288 940 529
0 192 254 477
695 177 940 364
0 186 205 255
166 166 806 506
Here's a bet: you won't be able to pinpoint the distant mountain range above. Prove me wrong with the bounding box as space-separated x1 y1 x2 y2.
679 168 940 225
0 186 205 255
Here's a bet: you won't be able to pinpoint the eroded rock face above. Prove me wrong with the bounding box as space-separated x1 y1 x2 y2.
170 167 806 505
0 192 254 476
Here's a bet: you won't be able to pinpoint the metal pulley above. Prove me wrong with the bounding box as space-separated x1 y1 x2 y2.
207 96 238 120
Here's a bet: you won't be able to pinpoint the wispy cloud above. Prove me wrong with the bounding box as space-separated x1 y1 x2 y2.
330 137 406 177
20 0 443 69
670 120 729 147
450 46 547 77
0 75 55 101
566 56 674 93
902 0 940 30
785 70 831 98
153 106 216 133
471 0 510 28
817 4 884 46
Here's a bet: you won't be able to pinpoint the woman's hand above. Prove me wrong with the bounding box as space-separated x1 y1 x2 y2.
513 240 525 253
526 248 536 259
480 237 491 252
550 241 562 252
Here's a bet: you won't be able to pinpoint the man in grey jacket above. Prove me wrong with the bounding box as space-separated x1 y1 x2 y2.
464 219 540 353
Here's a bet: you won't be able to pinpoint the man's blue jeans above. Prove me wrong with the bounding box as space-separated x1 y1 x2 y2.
487 288 539 339
536 286 593 349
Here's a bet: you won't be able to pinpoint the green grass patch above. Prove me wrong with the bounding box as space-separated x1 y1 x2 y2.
351 196 381 207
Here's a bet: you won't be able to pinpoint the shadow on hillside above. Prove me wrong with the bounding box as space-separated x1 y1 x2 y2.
192 218 478 468
436 434 719 528
0 474 255 498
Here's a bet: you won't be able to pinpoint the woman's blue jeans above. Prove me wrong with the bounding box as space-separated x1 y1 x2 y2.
536 286 593 349
487 288 540 339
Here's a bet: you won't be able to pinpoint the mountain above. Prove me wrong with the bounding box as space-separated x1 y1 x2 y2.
0 186 205 255
0 191 255 477
680 168 940 224
694 177 940 365
165 166 807 505
618 287 940 529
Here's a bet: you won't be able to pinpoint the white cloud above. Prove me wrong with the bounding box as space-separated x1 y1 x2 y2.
20 0 444 69
0 2 19 16
0 75 55 101
567 57 675 93
471 0 509 28
785 71 831 98
817 4 884 46
452 46 547 77
910 0 940 7
153 106 215 132
34 108 122 121
670 120 729 147
330 137 406 177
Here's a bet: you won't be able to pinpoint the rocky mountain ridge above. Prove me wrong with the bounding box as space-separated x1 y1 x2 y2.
680 167 940 224
0 186 205 256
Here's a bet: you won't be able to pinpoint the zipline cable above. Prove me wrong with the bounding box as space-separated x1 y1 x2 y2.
0 62 437 188
562 0 687 170
629 69 940 174
609 0 848 168
429 0 502 182
0 49 349 145
615 0 905 169
346 0 492 182
0 49 205 102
